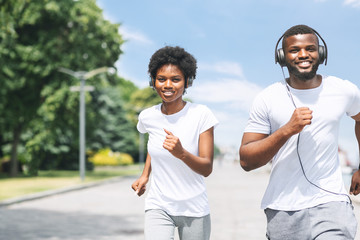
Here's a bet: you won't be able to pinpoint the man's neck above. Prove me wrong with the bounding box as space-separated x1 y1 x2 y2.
287 74 322 90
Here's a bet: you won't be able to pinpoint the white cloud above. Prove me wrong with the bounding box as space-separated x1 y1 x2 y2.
115 60 148 88
189 78 262 111
97 1 119 23
344 0 360 7
199 61 244 78
314 0 360 7
211 108 250 147
119 26 153 45
191 61 262 110
187 61 263 147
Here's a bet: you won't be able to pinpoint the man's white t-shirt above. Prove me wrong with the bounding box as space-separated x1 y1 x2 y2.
245 75 360 211
137 102 219 217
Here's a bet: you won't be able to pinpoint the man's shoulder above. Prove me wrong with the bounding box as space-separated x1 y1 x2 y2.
187 102 206 109
323 75 355 88
323 75 343 82
258 81 284 96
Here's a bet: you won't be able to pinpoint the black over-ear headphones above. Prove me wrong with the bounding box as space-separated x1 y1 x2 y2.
149 76 194 88
275 27 328 67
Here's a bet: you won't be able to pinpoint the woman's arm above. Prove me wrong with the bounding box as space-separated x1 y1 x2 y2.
131 153 151 196
163 127 214 177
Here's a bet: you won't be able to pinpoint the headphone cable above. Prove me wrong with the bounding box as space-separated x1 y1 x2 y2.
281 67 352 204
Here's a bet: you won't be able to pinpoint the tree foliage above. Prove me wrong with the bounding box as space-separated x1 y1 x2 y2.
127 87 162 126
0 0 139 175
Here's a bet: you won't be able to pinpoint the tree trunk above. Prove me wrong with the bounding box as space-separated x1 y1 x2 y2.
10 124 22 177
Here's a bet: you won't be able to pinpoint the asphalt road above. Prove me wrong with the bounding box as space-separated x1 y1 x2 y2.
1 161 360 240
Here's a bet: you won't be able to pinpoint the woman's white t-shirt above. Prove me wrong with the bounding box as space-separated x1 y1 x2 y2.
137 102 219 217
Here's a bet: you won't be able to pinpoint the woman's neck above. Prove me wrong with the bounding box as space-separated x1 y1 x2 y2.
161 100 186 115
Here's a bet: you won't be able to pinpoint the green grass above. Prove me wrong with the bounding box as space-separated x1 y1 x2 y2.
0 165 142 201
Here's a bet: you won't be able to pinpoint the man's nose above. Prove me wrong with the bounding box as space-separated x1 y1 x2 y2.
298 49 308 58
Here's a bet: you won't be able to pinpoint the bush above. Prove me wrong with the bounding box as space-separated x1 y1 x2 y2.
89 148 133 166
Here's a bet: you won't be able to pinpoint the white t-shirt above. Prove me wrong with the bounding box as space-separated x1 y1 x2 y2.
245 75 360 211
137 102 219 217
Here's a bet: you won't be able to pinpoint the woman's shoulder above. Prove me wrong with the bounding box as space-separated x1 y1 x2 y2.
187 102 211 112
139 104 161 118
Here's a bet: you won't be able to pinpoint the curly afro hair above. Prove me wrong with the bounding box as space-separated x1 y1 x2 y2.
148 46 197 87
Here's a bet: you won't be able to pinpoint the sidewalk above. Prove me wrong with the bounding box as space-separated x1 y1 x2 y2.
1 161 360 239
206 161 268 239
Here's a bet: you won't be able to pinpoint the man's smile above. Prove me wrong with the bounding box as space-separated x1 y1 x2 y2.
297 61 312 68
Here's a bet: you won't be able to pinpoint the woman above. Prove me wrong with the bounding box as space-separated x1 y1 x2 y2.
131 46 218 240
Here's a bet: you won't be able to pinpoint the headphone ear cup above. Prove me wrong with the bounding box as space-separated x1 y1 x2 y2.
187 77 193 87
149 77 155 88
318 45 326 64
276 48 286 67
276 46 327 66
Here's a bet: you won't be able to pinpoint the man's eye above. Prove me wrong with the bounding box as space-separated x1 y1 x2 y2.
157 78 165 82
173 78 181 82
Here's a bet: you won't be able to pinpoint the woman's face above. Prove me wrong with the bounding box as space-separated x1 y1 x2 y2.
154 64 185 104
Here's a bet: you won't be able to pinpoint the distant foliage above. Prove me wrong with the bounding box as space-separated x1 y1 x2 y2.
89 148 133 166
0 0 138 176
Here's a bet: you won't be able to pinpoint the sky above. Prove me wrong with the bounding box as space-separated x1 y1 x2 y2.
97 0 360 163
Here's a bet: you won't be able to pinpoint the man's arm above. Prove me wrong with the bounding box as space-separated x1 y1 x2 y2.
240 107 313 171
349 113 360 195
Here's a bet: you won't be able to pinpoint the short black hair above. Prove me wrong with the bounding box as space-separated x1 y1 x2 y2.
282 24 319 49
148 46 197 83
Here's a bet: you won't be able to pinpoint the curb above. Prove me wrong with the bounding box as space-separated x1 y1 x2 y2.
0 176 130 208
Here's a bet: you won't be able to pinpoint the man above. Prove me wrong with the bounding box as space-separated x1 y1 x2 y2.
239 24 360 239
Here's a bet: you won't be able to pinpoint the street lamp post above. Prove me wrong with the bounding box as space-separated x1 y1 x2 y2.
58 67 115 181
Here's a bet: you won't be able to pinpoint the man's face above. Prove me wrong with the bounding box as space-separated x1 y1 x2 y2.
284 33 320 81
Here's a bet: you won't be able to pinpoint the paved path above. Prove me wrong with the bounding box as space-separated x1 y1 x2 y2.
1 162 360 240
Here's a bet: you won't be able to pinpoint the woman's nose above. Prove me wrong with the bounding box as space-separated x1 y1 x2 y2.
165 79 172 87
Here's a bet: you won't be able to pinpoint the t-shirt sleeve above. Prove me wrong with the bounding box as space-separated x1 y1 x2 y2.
345 80 360 117
199 106 219 134
137 112 147 134
244 93 271 134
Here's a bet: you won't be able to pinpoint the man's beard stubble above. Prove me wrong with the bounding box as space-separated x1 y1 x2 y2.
286 61 320 81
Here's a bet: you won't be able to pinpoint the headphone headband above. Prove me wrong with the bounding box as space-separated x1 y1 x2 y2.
275 27 328 67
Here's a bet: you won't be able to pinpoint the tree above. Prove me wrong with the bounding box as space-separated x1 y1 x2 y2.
127 87 162 125
0 0 124 175
87 84 138 156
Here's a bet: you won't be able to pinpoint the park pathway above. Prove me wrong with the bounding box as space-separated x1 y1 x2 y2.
1 161 360 240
